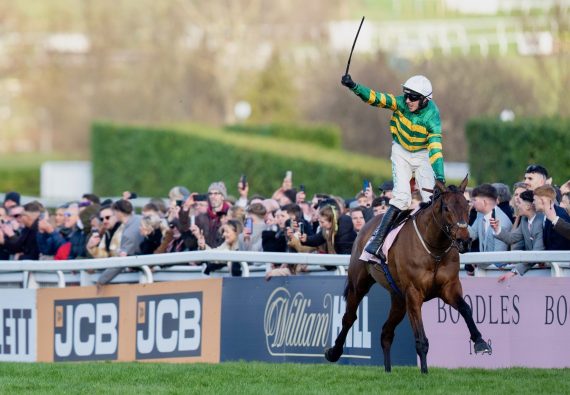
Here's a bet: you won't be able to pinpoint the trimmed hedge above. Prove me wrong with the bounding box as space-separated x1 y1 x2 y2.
91 122 391 199
466 117 570 185
224 123 342 149
0 168 40 196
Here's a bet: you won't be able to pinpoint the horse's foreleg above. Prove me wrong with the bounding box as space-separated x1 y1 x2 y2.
405 287 429 374
325 274 374 363
381 295 406 373
442 282 492 355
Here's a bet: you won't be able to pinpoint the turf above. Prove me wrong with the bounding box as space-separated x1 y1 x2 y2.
1 361 568 395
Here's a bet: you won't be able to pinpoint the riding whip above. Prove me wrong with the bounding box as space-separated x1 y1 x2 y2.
345 16 365 76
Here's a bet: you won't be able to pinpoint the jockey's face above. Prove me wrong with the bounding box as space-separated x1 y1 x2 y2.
405 94 422 112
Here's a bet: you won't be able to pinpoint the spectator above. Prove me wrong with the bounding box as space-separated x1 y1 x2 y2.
37 210 66 259
3 191 21 210
372 196 390 217
168 185 190 206
533 185 570 250
1 201 43 260
468 183 512 255
96 199 144 286
193 194 209 215
300 204 356 255
86 206 123 258
0 207 12 259
560 179 570 195
543 199 570 241
53 204 67 230
350 207 366 233
491 190 545 281
510 181 528 229
492 182 514 224
195 181 230 248
198 219 243 276
378 181 394 200
239 203 267 252
139 214 165 254
523 164 548 191
59 204 89 260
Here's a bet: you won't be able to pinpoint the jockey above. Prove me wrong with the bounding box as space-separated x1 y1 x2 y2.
341 73 445 262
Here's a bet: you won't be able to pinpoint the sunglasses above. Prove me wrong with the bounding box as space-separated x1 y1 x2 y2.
99 215 112 221
12 213 22 218
404 92 423 102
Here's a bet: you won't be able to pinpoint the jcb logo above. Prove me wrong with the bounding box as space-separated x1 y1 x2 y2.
53 298 119 361
136 292 202 359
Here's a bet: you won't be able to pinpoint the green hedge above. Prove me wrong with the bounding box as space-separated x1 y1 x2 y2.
91 122 391 199
0 168 40 196
224 123 342 149
466 117 570 185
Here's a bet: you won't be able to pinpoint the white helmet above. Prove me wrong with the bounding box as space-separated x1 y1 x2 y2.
402 75 433 100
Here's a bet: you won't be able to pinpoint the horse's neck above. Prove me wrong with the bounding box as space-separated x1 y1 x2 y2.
416 202 449 248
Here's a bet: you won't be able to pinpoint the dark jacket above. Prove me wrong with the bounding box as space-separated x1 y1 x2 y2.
6 219 40 260
302 215 356 254
544 205 570 250
140 229 164 255
554 216 570 240
37 230 66 256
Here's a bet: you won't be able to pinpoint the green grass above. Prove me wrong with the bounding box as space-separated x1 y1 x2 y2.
0 361 568 394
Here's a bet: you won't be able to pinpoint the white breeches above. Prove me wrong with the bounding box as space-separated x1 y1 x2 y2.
389 142 435 210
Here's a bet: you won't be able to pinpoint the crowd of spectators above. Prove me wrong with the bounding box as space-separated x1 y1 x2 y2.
1 165 569 284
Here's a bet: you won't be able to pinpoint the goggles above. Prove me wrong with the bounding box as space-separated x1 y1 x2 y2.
404 91 423 102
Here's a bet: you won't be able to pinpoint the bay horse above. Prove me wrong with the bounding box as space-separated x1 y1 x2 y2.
325 177 491 373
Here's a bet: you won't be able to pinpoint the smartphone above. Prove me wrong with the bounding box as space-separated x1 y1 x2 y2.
299 222 305 234
240 174 247 189
92 229 100 237
129 192 138 199
245 217 253 232
190 215 195 227
299 184 305 193
176 199 184 207
286 170 293 180
363 179 370 191
491 208 496 220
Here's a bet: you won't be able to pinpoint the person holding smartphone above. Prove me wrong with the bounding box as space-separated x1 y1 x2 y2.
342 73 445 262
238 203 268 252
467 184 512 258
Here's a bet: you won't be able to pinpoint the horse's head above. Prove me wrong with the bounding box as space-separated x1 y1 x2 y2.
434 175 471 253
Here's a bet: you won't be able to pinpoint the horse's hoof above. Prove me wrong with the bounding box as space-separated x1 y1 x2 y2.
474 340 492 355
324 347 342 362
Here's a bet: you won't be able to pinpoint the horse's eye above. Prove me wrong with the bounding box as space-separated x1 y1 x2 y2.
443 206 450 212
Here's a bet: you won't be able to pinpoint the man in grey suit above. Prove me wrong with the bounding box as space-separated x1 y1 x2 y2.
468 184 513 255
490 190 545 281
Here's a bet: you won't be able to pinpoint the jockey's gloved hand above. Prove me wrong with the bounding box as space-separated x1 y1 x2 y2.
437 177 446 185
341 74 356 89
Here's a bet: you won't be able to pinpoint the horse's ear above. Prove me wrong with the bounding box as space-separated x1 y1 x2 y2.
435 179 446 193
459 174 469 192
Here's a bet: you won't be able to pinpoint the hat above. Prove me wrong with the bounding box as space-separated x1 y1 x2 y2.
379 181 394 191
208 181 227 199
4 191 20 206
519 190 534 204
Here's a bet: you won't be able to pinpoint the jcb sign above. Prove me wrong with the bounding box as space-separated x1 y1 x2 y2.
136 292 202 359
54 297 119 361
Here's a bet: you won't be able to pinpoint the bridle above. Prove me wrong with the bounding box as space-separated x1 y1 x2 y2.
412 189 468 263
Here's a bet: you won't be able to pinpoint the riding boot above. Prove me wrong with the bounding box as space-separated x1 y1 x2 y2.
364 205 401 261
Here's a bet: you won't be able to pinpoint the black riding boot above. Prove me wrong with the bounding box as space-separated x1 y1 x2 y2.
364 205 401 261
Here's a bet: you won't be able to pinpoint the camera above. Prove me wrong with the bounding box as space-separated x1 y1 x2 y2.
176 200 184 207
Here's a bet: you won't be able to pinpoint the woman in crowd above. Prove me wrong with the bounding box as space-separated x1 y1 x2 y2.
197 219 243 276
